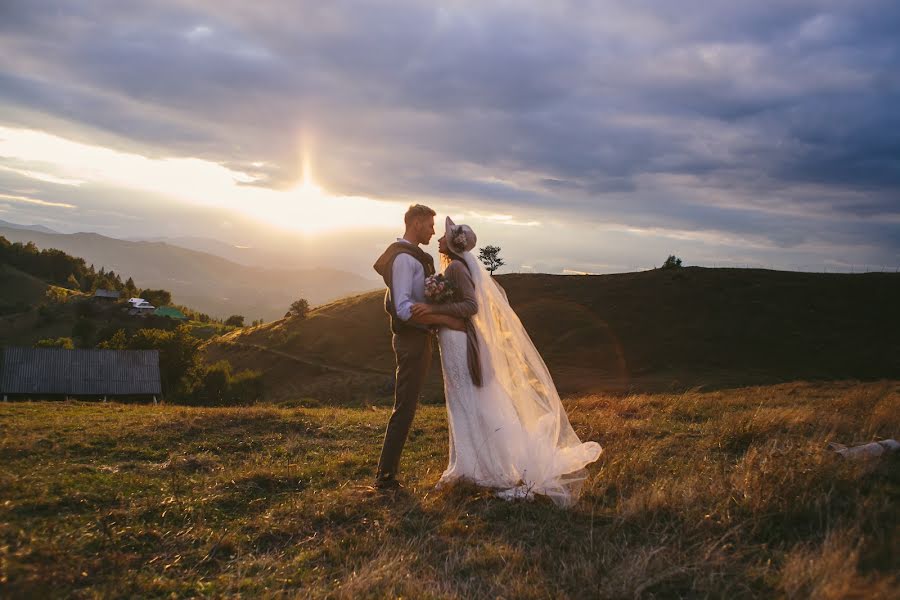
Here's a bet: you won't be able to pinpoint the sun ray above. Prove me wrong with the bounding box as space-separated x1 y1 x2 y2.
0 125 402 235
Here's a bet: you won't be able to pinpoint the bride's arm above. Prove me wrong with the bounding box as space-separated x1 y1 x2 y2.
412 262 477 319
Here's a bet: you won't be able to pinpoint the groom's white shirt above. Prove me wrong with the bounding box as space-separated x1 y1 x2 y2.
391 238 426 323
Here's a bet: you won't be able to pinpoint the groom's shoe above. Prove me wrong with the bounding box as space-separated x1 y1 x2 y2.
373 477 404 492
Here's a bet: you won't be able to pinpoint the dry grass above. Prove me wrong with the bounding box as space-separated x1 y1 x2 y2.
1 380 898 598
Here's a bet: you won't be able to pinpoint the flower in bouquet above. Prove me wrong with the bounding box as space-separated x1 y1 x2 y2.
424 274 457 304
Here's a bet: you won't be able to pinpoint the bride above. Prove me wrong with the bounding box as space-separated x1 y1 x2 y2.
411 217 603 508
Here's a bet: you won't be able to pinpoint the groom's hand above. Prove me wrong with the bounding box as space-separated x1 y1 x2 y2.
446 316 466 331
411 303 433 317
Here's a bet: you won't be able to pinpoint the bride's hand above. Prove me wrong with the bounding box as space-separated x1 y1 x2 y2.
411 303 432 317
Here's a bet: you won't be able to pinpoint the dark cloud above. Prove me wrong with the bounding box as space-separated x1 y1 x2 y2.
0 0 898 268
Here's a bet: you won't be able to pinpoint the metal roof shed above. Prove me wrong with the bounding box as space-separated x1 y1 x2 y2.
0 347 162 397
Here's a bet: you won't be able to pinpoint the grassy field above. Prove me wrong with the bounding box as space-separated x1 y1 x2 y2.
2 381 898 598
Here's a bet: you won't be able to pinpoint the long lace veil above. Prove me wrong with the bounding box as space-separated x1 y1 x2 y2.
460 252 603 507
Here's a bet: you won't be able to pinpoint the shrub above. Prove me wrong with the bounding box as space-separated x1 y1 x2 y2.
35 337 74 349
199 360 232 405
229 368 264 404
96 329 128 350
45 286 73 304
193 360 264 405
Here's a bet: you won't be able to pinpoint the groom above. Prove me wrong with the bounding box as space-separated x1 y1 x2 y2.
371 204 437 490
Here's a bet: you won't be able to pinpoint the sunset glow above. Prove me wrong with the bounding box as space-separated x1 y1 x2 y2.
0 126 403 235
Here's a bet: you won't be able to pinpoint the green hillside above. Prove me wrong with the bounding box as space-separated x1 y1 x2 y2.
203 267 900 402
0 262 224 349
204 291 400 404
0 262 66 314
0 263 88 344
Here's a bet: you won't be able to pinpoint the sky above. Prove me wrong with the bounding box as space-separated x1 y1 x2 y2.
1 0 898 276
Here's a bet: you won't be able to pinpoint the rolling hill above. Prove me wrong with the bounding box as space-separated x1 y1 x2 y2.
0 226 380 321
0 263 95 345
202 267 900 403
0 262 55 315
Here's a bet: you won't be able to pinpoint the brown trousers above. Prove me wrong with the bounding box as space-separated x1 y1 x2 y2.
376 329 433 481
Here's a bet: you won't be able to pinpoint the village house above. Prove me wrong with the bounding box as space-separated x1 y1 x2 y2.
126 297 156 316
92 289 121 302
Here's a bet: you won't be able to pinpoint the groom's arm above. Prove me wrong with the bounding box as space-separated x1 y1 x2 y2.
391 255 429 330
413 313 466 331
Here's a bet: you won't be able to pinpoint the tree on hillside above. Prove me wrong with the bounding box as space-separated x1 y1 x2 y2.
129 324 202 396
661 255 683 269
141 289 172 306
478 245 505 276
0 237 146 294
0 237 86 289
225 315 245 327
286 298 310 319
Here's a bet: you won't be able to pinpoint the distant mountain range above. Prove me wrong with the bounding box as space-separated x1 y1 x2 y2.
0 219 59 234
0 226 380 321
124 234 312 270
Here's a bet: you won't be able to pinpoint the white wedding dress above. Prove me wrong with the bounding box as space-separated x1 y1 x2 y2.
436 253 603 507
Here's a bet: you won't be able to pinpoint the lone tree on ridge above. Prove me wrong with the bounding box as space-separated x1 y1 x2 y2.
478 245 505 276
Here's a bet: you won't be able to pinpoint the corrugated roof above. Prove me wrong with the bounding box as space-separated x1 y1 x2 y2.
93 289 121 298
0 347 162 395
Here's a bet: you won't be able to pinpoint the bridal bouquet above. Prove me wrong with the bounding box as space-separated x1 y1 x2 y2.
424 274 456 304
